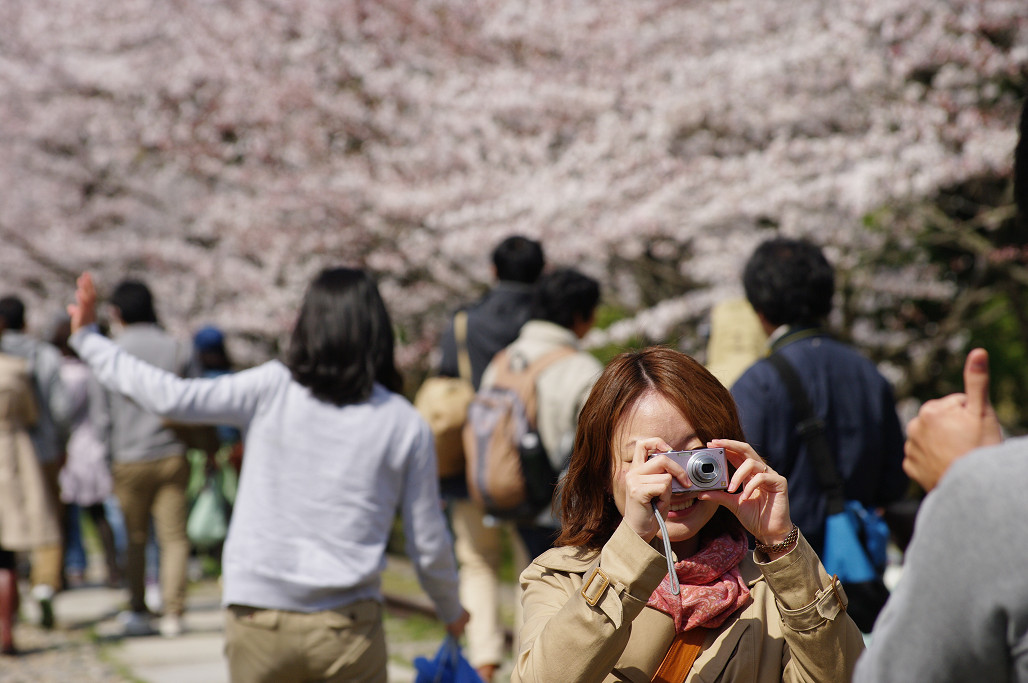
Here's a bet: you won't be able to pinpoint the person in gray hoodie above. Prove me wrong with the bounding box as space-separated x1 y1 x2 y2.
853 99 1028 683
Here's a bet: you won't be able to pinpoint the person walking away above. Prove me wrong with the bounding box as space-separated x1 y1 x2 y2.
68 268 467 682
193 325 243 473
477 268 603 559
50 315 121 588
729 238 908 632
704 298 766 389
0 318 61 654
434 235 545 682
99 280 200 637
0 295 70 628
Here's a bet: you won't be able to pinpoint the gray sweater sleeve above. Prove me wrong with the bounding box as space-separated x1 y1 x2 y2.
854 439 1028 683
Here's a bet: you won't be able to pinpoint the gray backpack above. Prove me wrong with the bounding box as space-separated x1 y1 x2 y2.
462 347 574 520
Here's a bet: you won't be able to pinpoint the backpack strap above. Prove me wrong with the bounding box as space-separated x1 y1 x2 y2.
490 346 577 430
454 311 472 383
765 353 845 516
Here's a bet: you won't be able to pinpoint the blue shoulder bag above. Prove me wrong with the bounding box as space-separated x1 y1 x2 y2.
767 353 890 633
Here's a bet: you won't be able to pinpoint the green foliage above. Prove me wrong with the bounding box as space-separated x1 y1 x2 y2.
966 293 1028 431
854 172 1028 433
588 302 647 366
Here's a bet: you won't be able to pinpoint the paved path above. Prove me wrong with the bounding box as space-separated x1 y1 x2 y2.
2 557 515 683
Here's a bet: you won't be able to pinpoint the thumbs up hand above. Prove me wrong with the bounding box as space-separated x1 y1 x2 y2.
903 348 1004 491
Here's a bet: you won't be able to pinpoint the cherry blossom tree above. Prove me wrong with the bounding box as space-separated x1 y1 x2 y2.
1 0 1025 421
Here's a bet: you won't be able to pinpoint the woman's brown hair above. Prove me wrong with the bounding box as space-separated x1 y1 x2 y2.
556 346 745 550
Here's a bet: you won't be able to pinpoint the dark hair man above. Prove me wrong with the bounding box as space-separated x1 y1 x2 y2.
730 237 908 632
103 279 201 638
438 235 546 389
431 234 545 682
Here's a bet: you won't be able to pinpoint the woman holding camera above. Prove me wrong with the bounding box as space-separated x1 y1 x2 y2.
512 347 863 682
68 269 467 682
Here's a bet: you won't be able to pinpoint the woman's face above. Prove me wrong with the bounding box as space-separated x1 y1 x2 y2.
611 390 720 546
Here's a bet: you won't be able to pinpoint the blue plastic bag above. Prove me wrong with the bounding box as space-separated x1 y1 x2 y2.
821 500 889 584
413 636 483 683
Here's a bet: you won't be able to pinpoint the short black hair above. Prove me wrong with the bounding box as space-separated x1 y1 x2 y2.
530 268 600 331
109 280 159 325
285 267 402 405
492 235 545 283
0 296 26 330
743 237 834 328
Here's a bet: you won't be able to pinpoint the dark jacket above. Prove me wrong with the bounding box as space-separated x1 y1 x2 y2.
436 281 534 497
730 329 907 554
438 281 535 390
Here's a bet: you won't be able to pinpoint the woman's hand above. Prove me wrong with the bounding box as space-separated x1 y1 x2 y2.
620 437 688 543
67 272 97 334
698 439 794 557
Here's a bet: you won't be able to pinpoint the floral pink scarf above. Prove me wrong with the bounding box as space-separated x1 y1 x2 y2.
646 531 751 631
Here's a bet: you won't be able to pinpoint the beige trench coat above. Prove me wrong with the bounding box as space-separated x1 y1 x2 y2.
0 353 61 551
513 521 865 682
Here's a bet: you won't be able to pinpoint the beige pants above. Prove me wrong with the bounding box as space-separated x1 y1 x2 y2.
224 601 386 683
450 498 528 669
30 460 64 591
112 454 190 615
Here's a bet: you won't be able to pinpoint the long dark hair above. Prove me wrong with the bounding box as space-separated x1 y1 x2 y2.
557 346 745 550
285 267 402 405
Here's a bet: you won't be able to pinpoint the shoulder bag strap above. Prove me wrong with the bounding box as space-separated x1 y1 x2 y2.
454 311 472 383
765 353 845 515
652 628 707 683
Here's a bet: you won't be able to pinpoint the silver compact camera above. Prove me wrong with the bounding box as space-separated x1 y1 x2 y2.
649 447 729 493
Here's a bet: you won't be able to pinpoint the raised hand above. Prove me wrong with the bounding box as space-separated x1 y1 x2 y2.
67 272 98 333
903 348 1003 491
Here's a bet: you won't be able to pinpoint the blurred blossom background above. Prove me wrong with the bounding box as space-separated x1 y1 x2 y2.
1 1 1026 427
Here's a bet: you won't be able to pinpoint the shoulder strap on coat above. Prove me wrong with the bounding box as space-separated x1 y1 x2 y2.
652 628 707 683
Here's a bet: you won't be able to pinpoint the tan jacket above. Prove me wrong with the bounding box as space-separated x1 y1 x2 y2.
513 521 864 682
0 353 61 550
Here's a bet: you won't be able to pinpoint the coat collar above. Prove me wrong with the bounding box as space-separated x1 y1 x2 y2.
532 542 767 588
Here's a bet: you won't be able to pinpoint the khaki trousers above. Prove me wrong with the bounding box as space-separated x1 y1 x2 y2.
30 460 64 591
224 601 386 683
450 498 528 669
112 454 190 615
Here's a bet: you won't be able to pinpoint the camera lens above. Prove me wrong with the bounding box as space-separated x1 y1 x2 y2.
689 453 722 485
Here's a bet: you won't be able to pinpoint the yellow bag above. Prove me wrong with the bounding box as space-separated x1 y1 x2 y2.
415 312 473 479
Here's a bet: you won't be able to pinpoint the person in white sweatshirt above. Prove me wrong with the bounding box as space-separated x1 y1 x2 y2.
68 268 467 683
